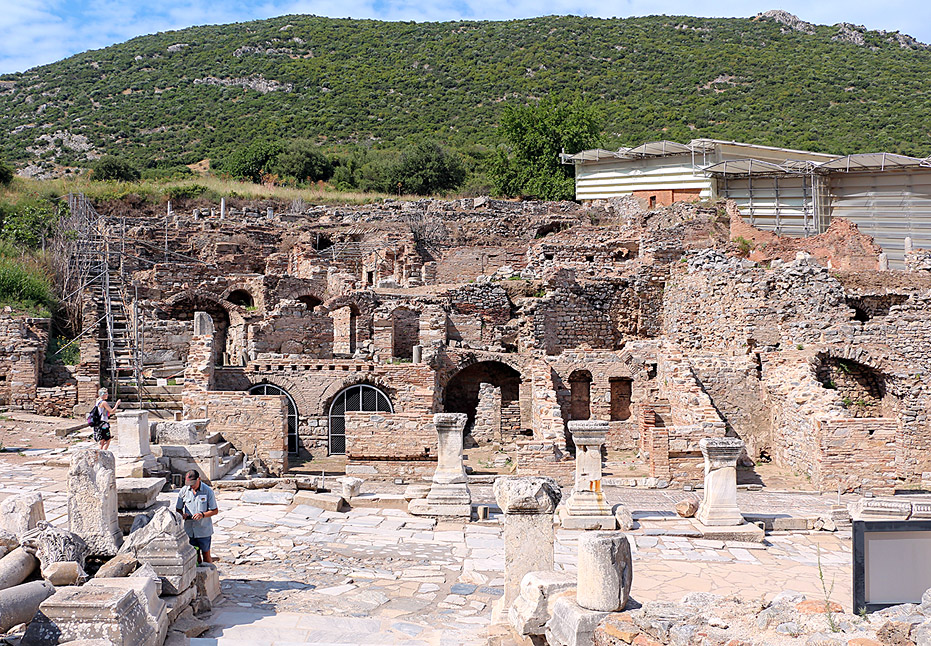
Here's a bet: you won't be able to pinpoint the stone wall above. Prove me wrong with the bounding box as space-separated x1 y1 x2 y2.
815 417 898 494
201 391 289 474
344 411 436 461
247 301 334 359
0 315 50 410
471 383 501 443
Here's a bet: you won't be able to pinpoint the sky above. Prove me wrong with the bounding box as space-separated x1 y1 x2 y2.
1 0 929 75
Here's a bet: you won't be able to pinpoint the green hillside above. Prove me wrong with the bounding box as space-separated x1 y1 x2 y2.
2 12 931 169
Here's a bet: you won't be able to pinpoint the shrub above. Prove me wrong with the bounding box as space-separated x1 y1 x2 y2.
223 141 283 183
140 165 194 180
271 141 334 183
47 336 80 365
0 160 13 186
0 199 63 249
91 156 141 181
386 141 466 195
165 184 215 201
0 256 54 315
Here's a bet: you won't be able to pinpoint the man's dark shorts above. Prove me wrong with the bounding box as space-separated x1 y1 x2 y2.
189 535 211 553
93 422 111 442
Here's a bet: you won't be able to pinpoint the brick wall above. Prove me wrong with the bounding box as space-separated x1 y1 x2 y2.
345 411 436 460
199 391 288 475
815 417 898 494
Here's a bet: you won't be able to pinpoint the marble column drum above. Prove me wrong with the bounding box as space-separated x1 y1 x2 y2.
696 437 746 526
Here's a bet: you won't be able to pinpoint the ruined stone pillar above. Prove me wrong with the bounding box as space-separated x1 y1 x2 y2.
561 420 615 530
472 382 502 443
182 312 215 419
408 413 471 517
68 449 122 557
696 437 745 526
116 410 157 476
412 344 423 364
493 476 562 614
576 532 633 612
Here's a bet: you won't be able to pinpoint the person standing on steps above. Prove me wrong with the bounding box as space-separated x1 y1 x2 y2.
175 469 219 564
94 388 120 451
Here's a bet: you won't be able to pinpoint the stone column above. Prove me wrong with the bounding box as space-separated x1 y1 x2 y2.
409 413 472 517
116 410 157 477
493 476 562 614
182 312 215 419
68 449 122 557
696 437 745 526
0 580 55 633
576 532 633 612
561 420 615 529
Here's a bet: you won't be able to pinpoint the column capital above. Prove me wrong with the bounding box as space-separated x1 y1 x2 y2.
493 476 562 515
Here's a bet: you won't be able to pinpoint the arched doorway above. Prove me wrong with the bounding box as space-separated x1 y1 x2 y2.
227 289 254 309
391 307 420 360
328 384 393 455
249 383 300 454
444 361 522 440
568 370 592 421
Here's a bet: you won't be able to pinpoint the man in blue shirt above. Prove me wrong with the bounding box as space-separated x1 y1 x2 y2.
175 469 219 563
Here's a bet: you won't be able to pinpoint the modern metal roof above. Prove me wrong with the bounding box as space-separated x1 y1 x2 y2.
817 152 931 171
703 159 796 176
627 140 693 157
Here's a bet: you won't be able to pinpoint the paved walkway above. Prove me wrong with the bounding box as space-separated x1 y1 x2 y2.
0 456 853 645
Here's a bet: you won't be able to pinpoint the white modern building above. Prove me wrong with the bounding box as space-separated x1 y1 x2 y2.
563 139 931 266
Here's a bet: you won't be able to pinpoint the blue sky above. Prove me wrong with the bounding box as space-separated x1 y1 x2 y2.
1 1 929 74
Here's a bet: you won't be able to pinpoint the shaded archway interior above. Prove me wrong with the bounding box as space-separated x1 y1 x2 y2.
444 361 521 436
161 296 231 366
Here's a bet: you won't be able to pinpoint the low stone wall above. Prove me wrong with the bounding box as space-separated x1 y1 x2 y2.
345 411 436 461
815 417 899 494
515 439 573 484
193 391 288 475
35 385 77 417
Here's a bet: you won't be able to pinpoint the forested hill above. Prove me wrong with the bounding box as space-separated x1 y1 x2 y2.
3 11 931 169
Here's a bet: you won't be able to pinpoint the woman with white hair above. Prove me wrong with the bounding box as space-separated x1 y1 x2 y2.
93 388 121 451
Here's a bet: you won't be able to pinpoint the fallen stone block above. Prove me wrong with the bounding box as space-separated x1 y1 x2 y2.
349 493 409 510
0 547 38 591
849 497 913 521
22 522 88 574
690 520 765 543
0 530 18 560
170 607 209 637
0 580 55 633
192 563 220 614
116 477 166 510
162 584 197 623
613 504 634 531
96 553 139 578
509 570 575 636
43 560 87 586
85 574 168 645
22 585 158 646
119 508 197 596
69 449 123 557
675 497 699 518
293 491 347 512
545 593 609 646
338 476 363 499
577 533 633 612
241 489 295 505
0 492 45 536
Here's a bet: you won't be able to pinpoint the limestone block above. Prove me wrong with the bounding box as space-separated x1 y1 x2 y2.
509 570 575 635
545 593 609 646
96 553 139 579
131 562 163 596
117 410 152 460
43 560 87 586
242 489 295 505
576 533 633 612
0 580 56 633
116 477 166 510
0 492 46 536
162 584 196 623
696 438 745 527
22 585 158 646
21 522 88 575
613 504 634 531
0 547 38 591
68 449 123 557
564 421 613 527
675 497 700 518
85 575 168 646
493 475 562 515
403 483 431 501
338 476 363 499
192 563 220 614
849 497 913 521
292 491 346 512
119 508 197 596
0 530 18 560
154 419 206 445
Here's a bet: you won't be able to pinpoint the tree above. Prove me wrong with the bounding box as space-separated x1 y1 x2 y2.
490 96 602 201
91 156 141 181
387 141 466 195
0 160 13 186
223 141 283 183
271 141 334 183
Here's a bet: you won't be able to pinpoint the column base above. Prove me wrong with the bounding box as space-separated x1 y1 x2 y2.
559 507 616 530
408 499 472 518
697 504 744 527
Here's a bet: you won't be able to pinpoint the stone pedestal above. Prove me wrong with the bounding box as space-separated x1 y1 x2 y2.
696 437 745 527
409 413 472 517
117 477 166 510
22 585 158 646
68 449 123 557
493 476 562 616
0 493 46 536
576 532 632 612
119 508 197 596
544 593 608 646
509 570 575 636
561 421 615 530
117 410 158 476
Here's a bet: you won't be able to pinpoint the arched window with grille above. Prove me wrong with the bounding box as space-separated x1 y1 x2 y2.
248 383 299 454
328 384 393 455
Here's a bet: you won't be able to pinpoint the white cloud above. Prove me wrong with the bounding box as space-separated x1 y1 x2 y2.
1 0 929 74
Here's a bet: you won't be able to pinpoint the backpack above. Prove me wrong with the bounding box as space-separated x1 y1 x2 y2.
87 404 102 428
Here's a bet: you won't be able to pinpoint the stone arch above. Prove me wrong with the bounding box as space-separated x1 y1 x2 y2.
226 288 254 309
444 360 523 441
161 290 232 366
326 382 394 455
814 352 893 418
296 295 323 311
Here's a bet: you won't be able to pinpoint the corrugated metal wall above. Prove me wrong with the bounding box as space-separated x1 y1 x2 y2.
829 170 931 268
575 156 714 201
720 175 819 237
